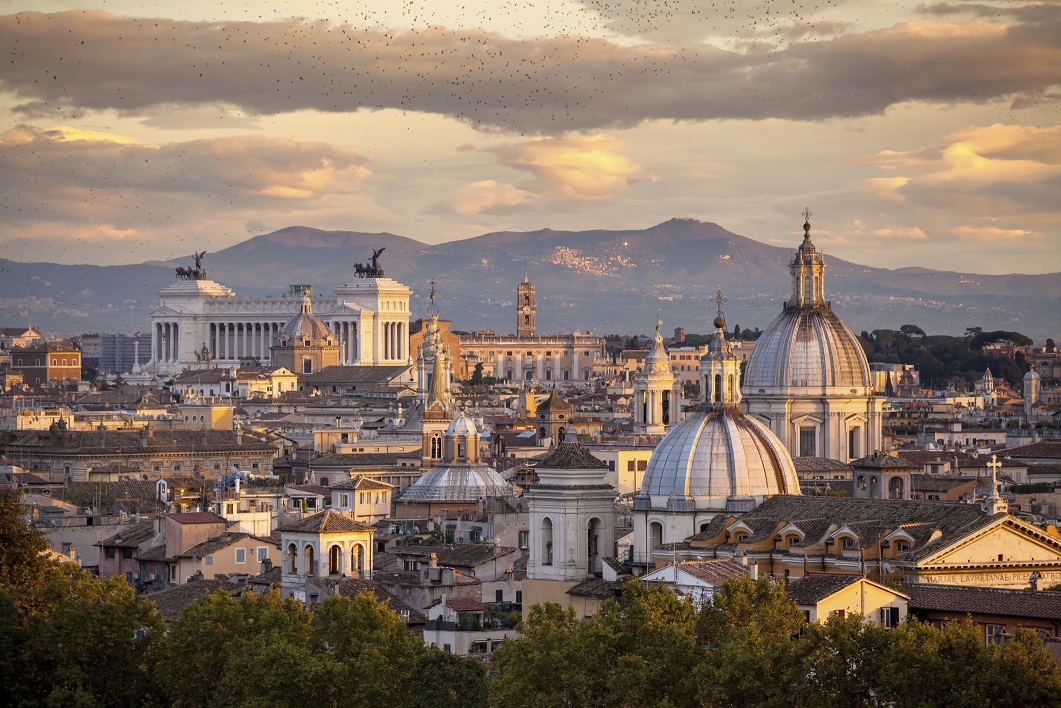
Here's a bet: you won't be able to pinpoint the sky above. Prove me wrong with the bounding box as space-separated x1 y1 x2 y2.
0 0 1059 273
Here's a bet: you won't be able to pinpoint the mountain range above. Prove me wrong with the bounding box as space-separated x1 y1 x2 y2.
2 218 1059 342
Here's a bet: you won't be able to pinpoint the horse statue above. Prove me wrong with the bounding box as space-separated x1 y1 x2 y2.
175 266 194 280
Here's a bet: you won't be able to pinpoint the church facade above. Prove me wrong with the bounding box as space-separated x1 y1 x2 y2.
144 253 411 376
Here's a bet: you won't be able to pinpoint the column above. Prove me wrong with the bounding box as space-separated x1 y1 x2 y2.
172 322 179 362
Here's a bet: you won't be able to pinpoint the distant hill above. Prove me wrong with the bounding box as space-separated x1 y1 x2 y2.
3 218 1059 341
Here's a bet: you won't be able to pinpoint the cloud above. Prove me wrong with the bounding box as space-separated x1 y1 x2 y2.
0 124 378 262
873 226 927 239
437 180 539 215
949 225 1043 241
493 135 643 200
2 10 1060 132
865 176 910 200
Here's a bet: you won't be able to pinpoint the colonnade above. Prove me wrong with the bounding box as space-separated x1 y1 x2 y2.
209 322 284 362
382 321 404 361
329 321 360 365
154 321 180 364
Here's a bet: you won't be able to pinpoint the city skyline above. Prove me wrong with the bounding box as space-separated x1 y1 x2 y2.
1 0 1059 274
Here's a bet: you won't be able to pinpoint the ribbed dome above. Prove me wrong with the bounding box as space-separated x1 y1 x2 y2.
447 412 478 436
1025 370 1041 381
399 461 511 502
280 296 333 341
743 307 871 391
640 407 799 509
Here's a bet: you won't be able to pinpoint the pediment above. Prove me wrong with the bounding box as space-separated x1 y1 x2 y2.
323 303 369 317
918 518 1061 568
845 414 869 425
792 414 824 426
150 305 181 317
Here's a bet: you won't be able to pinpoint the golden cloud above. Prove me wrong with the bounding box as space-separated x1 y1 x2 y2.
949 225 1043 242
873 226 927 240
445 180 538 216
494 135 643 201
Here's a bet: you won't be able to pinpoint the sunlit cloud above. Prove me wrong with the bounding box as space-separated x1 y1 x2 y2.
873 226 927 240
439 180 539 216
950 225 1043 241
494 135 643 200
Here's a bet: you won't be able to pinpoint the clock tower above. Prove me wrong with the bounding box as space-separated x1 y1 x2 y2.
517 273 536 338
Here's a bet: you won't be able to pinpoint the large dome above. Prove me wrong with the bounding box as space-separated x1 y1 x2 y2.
640 406 800 511
744 307 871 392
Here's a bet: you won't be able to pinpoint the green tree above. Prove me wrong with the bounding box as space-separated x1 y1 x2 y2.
0 491 59 612
694 576 806 706
900 323 926 338
470 362 484 386
796 614 890 707
403 650 488 708
312 592 427 704
490 602 606 707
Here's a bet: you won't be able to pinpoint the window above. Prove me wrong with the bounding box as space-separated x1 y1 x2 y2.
986 624 1006 644
842 537 857 550
235 548 247 564
123 548 133 560
515 590 523 604
895 540 910 553
105 547 116 560
880 607 901 628
495 589 504 603
518 530 529 549
799 426 816 457
340 493 349 507
205 556 214 566
258 547 269 561
303 358 313 374
831 609 846 619
627 460 636 472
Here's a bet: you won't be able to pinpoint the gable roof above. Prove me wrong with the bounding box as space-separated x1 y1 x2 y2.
98 520 158 548
148 579 234 621
175 532 277 559
784 573 863 605
675 559 750 585
330 476 394 491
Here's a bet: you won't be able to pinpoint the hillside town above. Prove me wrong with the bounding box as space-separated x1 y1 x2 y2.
5 218 1061 675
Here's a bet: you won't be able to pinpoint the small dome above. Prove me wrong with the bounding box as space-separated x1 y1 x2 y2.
640 407 799 510
1025 369 1041 381
280 295 333 341
744 307 871 391
447 412 478 436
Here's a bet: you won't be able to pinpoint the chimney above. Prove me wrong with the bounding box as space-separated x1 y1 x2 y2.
749 562 758 581
261 557 273 574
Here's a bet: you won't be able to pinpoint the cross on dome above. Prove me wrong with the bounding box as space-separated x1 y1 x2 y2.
712 289 728 330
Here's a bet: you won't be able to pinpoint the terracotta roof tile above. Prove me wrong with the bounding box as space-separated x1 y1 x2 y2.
785 573 863 605
534 442 608 470
280 510 375 534
905 584 1061 620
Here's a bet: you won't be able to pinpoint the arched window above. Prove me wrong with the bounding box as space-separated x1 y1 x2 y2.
727 374 734 401
857 475 866 491
430 433 442 459
870 476 879 497
649 521 663 551
352 545 364 574
587 517 603 573
329 545 341 575
541 517 554 566
304 545 315 576
889 476 904 500
287 543 298 573
714 374 722 403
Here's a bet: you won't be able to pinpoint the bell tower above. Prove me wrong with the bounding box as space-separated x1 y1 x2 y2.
517 273 536 338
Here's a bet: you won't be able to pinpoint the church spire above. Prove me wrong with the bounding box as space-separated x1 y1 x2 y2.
788 208 827 309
